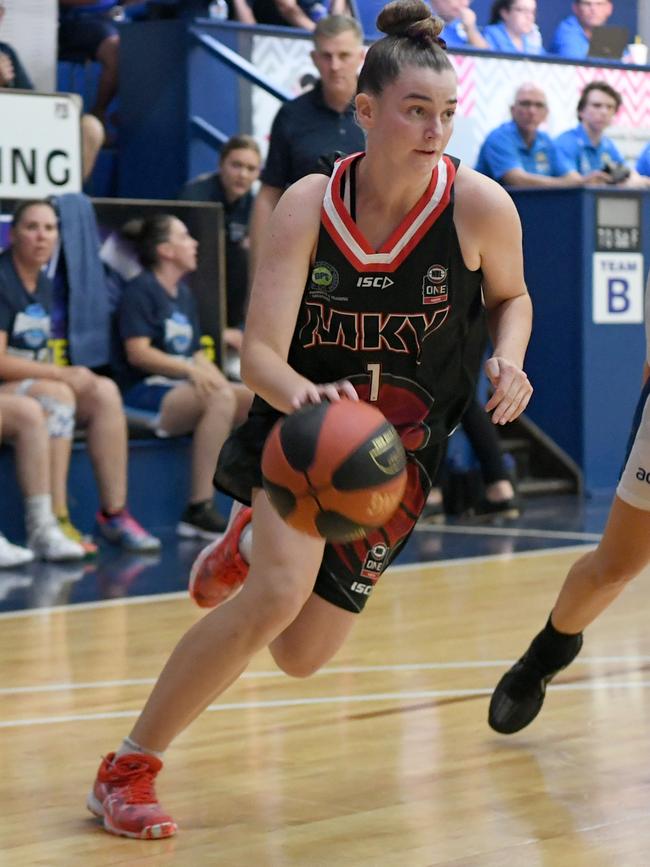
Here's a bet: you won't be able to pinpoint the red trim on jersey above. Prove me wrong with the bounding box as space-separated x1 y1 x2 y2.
321 154 456 274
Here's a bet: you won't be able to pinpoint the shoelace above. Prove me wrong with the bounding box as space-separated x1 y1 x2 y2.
106 758 159 804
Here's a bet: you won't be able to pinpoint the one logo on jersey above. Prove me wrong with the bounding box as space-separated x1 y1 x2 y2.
164 311 193 355
309 261 339 297
360 543 389 580
422 264 448 306
356 275 394 290
12 303 51 353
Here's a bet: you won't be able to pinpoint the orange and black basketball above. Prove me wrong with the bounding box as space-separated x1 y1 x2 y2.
261 400 407 542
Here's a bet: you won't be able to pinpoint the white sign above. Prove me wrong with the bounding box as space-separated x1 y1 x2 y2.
592 252 645 324
0 91 82 199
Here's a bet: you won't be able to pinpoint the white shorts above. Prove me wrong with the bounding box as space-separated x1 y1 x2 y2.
616 384 650 511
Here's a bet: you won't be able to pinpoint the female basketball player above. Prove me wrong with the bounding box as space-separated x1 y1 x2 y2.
489 267 650 735
88 0 533 839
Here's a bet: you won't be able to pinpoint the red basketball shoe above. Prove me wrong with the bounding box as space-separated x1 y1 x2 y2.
188 506 252 608
87 752 177 839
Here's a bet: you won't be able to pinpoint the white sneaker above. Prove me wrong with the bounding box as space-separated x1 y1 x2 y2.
28 522 85 562
0 533 34 568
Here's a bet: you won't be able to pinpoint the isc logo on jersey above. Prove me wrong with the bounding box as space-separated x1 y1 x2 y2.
357 275 394 290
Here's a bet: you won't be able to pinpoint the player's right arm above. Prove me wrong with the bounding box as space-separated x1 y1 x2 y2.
241 176 357 414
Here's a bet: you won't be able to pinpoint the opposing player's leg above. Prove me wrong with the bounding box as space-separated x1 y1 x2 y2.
490 384 650 734
89 490 326 838
489 496 650 734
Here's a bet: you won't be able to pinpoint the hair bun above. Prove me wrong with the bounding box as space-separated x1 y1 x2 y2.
377 0 444 44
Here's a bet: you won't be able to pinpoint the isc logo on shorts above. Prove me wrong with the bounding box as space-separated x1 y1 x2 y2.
360 543 389 580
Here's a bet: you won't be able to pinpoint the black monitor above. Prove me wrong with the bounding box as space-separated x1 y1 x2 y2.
587 26 629 61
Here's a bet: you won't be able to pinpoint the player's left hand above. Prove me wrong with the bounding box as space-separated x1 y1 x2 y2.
484 356 532 425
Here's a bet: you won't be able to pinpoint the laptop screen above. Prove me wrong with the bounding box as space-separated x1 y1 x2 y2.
588 26 630 60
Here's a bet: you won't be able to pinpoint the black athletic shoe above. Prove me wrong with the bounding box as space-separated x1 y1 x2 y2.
488 636 582 734
177 502 227 540
473 496 521 521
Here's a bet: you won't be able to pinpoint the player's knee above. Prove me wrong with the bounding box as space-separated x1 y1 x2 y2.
591 553 638 588
270 645 324 679
252 569 311 630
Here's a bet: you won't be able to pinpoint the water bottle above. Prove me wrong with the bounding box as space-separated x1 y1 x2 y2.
208 0 229 20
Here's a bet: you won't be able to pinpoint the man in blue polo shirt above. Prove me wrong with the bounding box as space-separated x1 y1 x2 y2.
554 81 649 187
475 83 585 187
550 0 613 59
248 14 365 274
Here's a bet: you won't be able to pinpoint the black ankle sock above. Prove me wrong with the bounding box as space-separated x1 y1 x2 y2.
529 614 583 673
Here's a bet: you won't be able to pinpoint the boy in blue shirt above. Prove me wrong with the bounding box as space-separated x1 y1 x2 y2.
554 81 649 187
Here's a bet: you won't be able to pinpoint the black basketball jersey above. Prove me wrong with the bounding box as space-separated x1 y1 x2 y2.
281 151 485 476
242 152 485 500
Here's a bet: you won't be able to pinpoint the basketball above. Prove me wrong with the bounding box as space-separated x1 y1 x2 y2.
261 400 407 542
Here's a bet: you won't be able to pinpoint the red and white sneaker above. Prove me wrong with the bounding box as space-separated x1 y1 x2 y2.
87 752 177 839
188 506 252 608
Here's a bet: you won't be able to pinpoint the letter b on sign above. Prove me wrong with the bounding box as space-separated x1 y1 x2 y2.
607 278 630 314
593 253 643 324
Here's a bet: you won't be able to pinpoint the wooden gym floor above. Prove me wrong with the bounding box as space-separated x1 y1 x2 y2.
2 494 650 866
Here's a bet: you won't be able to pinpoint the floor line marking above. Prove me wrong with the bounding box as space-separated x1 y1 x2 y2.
0 544 595 621
414 524 603 542
1 654 647 696
2 679 649 728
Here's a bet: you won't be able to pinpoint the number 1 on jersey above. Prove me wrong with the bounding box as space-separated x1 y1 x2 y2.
367 362 381 402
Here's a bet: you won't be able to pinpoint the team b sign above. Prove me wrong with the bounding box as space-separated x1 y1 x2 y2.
0 91 82 198
592 252 644 324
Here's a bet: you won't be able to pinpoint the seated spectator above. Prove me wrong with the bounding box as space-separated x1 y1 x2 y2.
58 0 121 123
0 2 105 182
431 1 488 49
550 0 613 60
0 200 161 554
637 142 650 177
179 135 261 352
554 81 650 188
249 0 351 31
483 0 544 55
117 215 252 539
0 393 86 562
475 83 592 187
